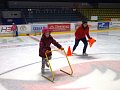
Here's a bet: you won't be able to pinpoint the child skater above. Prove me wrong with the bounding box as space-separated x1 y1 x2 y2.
39 28 64 74
72 20 92 56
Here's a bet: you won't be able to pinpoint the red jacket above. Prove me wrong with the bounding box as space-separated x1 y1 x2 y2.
39 34 62 58
11 25 17 31
75 24 91 39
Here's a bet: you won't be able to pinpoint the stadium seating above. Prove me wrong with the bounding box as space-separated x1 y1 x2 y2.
78 8 120 21
22 8 84 23
0 8 120 24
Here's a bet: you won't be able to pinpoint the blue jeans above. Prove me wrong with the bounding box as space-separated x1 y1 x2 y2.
41 56 51 68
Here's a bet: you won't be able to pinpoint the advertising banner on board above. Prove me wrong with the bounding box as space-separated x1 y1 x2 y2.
48 24 70 32
98 22 109 30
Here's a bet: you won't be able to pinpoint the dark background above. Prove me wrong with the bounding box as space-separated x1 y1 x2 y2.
0 0 119 3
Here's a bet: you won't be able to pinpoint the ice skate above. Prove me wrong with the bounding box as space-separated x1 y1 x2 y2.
41 68 45 74
82 53 88 56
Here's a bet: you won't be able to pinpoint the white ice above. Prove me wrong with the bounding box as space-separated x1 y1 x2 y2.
0 29 120 90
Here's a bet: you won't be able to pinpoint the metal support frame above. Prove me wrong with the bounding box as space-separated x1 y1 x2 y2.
41 49 73 82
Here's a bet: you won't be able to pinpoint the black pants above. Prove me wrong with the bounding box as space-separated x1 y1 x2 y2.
73 37 88 53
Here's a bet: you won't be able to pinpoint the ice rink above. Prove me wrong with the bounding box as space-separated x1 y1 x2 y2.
0 30 120 90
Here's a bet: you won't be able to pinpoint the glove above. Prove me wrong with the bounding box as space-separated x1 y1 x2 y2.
89 37 92 39
60 47 64 50
45 50 50 54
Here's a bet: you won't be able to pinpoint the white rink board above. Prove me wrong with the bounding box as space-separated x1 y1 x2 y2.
1 21 119 36
17 25 31 34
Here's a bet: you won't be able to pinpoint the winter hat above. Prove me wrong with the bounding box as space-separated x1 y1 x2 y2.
42 27 51 34
82 20 88 24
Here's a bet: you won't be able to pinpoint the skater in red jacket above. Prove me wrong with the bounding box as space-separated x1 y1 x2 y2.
39 28 64 74
72 20 92 56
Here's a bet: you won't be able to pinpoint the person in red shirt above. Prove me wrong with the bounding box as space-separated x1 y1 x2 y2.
11 23 18 37
72 20 92 56
39 28 64 74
